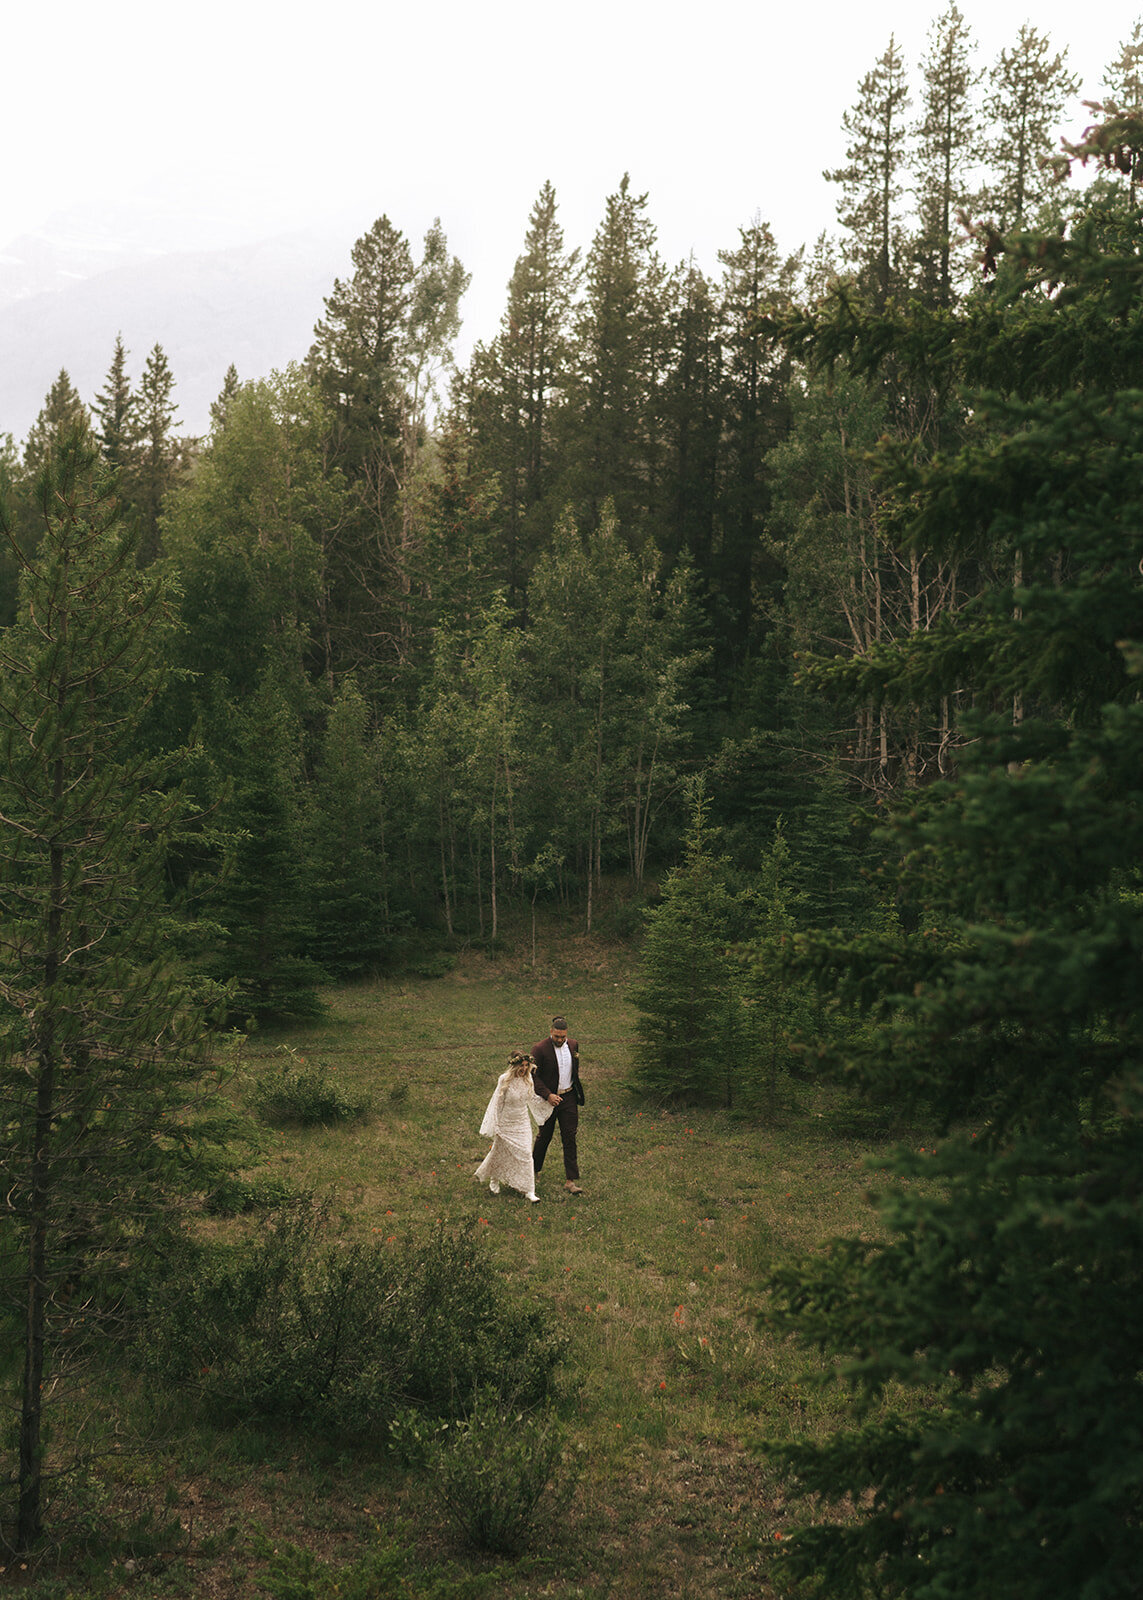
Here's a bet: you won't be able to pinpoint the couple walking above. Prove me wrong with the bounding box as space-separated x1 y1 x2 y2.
475 1016 584 1202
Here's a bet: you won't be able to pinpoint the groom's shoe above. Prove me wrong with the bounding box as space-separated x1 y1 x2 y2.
565 1181 583 1195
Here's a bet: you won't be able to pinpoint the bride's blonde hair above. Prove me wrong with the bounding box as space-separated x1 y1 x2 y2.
507 1049 534 1080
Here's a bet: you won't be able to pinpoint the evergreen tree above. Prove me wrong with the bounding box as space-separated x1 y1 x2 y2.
739 819 816 1116
404 218 470 454
9 373 94 566
308 212 414 484
134 342 184 566
659 257 721 579
92 333 139 474
629 781 745 1107
912 3 978 305
768 354 967 793
761 111 1143 1600
197 674 325 1024
825 37 912 305
462 182 580 607
1106 16 1143 109
395 220 470 648
306 215 468 676
0 432 20 625
210 362 241 434
527 504 704 920
981 24 1079 230
1102 19 1143 198
716 216 797 663
563 175 668 534
307 215 414 672
302 677 389 977
0 435 228 1549
21 369 92 476
463 594 529 943
156 369 337 984
389 588 530 944
159 366 328 709
403 419 499 670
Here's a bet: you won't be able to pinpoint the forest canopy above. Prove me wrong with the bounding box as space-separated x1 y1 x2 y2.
2 8 1143 1586
4 11 1132 1017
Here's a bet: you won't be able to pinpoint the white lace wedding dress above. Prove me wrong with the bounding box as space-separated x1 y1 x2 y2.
474 1071 553 1197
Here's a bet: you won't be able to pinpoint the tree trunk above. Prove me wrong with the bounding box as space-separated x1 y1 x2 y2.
18 1050 54 1550
439 794 454 937
489 775 498 944
18 781 65 1551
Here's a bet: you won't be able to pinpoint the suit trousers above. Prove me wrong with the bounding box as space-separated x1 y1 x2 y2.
533 1094 579 1180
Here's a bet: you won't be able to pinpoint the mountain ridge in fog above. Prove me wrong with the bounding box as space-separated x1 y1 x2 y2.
0 206 359 443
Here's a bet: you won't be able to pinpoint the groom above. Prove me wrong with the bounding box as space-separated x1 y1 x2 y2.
531 1015 584 1195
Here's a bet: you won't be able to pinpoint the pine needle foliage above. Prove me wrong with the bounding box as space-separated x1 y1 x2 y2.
0 436 232 1552
629 780 747 1107
761 115 1143 1600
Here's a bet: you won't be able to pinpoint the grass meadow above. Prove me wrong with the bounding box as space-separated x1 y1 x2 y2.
13 931 918 1600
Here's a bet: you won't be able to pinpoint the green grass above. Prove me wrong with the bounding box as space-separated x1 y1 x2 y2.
14 936 917 1600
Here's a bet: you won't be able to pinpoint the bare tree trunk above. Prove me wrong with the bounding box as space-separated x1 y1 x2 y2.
938 694 952 775
18 782 65 1550
586 820 594 934
19 1048 54 1551
1012 548 1024 733
489 768 498 944
439 795 454 937
474 841 484 941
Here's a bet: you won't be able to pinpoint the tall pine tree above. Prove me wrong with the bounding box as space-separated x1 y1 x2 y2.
92 334 139 474
912 3 978 305
563 175 667 535
825 37 912 306
762 111 1143 1600
133 342 184 566
981 24 1078 230
0 435 228 1549
462 182 580 608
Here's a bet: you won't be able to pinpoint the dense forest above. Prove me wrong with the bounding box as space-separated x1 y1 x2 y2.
3 12 1129 1021
3 6 1143 1590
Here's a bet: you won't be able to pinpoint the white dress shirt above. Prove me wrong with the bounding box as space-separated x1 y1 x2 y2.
554 1040 573 1093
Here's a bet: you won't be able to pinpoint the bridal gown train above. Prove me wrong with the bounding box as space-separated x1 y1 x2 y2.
474 1072 553 1197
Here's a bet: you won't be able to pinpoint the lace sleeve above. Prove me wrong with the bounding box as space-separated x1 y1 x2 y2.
479 1073 510 1139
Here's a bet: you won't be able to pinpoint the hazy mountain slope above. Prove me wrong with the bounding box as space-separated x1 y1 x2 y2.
0 226 349 443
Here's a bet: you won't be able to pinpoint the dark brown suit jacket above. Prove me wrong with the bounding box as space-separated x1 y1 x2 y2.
531 1036 581 1104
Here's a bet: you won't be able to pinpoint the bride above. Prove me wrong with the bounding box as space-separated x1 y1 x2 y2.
474 1049 553 1202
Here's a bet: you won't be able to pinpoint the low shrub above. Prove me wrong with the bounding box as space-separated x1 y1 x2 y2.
250 1046 371 1126
202 1169 298 1216
386 1406 452 1468
136 1207 567 1445
255 1533 513 1598
434 1391 569 1556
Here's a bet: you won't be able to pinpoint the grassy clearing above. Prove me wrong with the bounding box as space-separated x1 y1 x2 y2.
14 937 921 1600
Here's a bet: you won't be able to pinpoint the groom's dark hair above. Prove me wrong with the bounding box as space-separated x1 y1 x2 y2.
551 1015 567 1030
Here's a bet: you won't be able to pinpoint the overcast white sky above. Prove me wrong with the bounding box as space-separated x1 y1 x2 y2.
3 1 1135 355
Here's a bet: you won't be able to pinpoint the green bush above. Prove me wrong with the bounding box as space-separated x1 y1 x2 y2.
202 1168 298 1216
250 1046 371 1126
434 1392 569 1556
386 1406 452 1468
256 1533 513 1598
137 1208 567 1444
